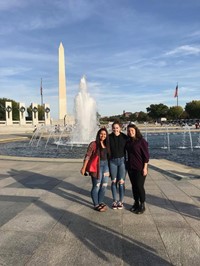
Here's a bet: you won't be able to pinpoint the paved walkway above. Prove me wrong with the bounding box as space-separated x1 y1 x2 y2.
0 155 199 266
0 133 30 143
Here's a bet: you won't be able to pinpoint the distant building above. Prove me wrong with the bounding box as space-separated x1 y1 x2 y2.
123 110 132 118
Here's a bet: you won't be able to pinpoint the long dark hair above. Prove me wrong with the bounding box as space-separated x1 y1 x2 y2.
96 127 111 157
127 124 143 140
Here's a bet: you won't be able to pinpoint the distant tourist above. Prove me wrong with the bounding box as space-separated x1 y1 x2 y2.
125 124 149 214
195 121 199 129
33 125 37 133
54 124 60 133
109 121 128 210
80 128 110 212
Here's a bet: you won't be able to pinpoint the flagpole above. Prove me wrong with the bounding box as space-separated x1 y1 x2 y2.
177 82 178 107
40 78 43 106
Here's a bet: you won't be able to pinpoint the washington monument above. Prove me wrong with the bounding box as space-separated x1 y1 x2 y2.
58 42 67 119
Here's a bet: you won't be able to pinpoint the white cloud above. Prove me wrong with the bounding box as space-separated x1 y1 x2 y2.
165 45 200 56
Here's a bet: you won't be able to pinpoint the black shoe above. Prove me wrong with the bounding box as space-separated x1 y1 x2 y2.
130 202 139 212
136 203 145 214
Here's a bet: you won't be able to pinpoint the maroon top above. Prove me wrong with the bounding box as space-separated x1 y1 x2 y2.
125 138 149 171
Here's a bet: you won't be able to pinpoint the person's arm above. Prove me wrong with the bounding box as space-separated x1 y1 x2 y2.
141 139 149 176
80 141 95 175
80 159 89 175
143 162 148 176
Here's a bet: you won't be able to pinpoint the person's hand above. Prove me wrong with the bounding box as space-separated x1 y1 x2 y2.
143 168 148 176
80 167 86 175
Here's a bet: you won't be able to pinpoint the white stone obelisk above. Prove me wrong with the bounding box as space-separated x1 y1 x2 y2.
58 42 67 120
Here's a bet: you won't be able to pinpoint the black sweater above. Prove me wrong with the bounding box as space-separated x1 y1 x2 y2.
109 132 128 159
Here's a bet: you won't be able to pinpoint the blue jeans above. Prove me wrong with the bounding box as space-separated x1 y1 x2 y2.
91 160 109 206
110 157 126 202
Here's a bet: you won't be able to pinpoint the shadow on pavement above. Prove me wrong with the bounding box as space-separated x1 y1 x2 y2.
34 200 172 265
149 165 200 180
3 168 173 265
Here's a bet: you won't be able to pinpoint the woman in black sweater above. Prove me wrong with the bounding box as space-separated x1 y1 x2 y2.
109 121 128 209
126 124 149 214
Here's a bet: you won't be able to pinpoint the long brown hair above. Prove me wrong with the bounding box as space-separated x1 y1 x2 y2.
96 127 111 157
127 124 143 140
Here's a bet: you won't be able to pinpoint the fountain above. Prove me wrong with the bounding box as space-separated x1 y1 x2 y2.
70 75 98 144
28 76 99 149
144 122 148 141
161 126 170 151
194 132 200 149
178 124 193 151
1 123 200 167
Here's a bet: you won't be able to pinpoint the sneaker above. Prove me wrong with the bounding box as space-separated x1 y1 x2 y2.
112 201 118 210
117 202 123 210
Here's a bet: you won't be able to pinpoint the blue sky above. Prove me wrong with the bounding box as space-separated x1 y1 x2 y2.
0 0 200 119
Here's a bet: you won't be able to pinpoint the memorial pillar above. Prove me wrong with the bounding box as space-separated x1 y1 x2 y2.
31 103 38 126
5 101 13 125
19 103 26 125
44 103 51 125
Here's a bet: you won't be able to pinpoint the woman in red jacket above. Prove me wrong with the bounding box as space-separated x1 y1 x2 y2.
126 124 149 214
81 128 110 212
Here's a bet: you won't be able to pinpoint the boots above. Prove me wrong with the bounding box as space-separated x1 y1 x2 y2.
136 202 145 214
130 201 139 212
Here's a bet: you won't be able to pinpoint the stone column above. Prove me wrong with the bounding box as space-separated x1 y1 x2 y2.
5 101 13 125
31 103 38 126
58 42 67 120
44 103 51 125
19 103 26 125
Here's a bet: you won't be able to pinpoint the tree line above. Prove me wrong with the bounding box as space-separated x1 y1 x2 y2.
0 97 199 122
100 101 200 123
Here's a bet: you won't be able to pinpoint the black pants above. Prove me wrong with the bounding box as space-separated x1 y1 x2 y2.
128 169 146 203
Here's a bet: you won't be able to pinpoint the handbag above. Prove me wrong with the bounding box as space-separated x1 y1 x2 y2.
86 154 99 172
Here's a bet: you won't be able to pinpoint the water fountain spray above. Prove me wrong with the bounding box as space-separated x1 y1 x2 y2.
71 75 98 144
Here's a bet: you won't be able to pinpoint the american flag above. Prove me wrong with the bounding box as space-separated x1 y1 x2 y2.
174 84 178 98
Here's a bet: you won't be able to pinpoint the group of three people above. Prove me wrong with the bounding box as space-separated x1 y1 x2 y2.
80 121 149 214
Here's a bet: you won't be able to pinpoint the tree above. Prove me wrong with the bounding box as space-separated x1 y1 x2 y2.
129 113 137 122
108 115 122 122
179 110 189 119
185 100 200 118
167 106 183 120
137 111 149 122
146 104 169 120
27 104 45 120
0 98 19 120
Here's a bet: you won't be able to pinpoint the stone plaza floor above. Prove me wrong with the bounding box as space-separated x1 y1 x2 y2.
0 154 199 266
